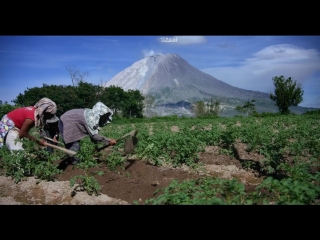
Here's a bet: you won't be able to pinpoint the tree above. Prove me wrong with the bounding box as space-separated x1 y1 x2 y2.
206 98 224 116
12 84 83 116
193 101 206 117
270 76 304 114
0 100 18 117
75 81 104 108
101 85 127 116
143 94 156 117
11 81 144 119
122 89 145 118
66 65 90 86
235 99 256 116
12 86 47 106
193 98 224 117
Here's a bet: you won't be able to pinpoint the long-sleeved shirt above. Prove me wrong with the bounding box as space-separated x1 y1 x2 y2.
60 109 110 145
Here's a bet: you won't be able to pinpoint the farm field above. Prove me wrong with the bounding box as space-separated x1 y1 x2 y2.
1 113 319 205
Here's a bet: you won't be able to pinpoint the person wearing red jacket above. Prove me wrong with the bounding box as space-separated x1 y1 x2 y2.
0 97 57 151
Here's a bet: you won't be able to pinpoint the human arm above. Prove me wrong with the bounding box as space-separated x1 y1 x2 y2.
91 133 117 146
19 118 47 146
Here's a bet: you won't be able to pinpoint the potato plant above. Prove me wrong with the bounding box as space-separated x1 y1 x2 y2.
75 137 100 170
107 114 319 205
145 177 251 205
104 150 126 173
0 138 62 183
70 171 104 196
1 112 320 204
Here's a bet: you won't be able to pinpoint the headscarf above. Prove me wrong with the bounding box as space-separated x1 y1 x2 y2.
84 102 113 135
46 115 59 124
34 97 57 128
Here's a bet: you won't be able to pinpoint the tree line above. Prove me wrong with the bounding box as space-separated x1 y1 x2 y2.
1 81 145 119
0 74 307 119
192 75 305 117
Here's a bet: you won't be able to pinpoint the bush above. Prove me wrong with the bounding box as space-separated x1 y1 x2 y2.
0 101 18 118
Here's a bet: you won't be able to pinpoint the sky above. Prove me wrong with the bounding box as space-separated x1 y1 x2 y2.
0 35 319 108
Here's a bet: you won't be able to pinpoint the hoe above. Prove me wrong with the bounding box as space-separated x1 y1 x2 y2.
40 129 139 156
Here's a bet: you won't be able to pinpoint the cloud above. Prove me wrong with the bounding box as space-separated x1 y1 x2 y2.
142 49 162 57
174 36 207 45
201 44 320 99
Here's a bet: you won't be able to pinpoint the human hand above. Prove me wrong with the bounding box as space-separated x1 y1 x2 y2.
53 135 58 142
37 139 47 147
109 139 117 145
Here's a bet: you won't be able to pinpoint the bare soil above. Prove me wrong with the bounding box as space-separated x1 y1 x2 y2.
0 144 264 205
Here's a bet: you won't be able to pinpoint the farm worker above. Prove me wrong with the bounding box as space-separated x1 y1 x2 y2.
58 102 117 165
39 115 60 153
0 97 58 152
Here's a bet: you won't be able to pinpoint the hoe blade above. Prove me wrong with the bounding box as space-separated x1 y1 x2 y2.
124 136 138 154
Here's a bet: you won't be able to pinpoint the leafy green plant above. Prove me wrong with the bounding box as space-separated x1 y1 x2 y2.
0 135 64 183
241 160 256 170
70 171 104 196
145 177 251 205
2 110 320 205
277 161 312 182
1 150 29 183
75 138 100 170
104 150 126 172
255 176 320 205
34 151 62 181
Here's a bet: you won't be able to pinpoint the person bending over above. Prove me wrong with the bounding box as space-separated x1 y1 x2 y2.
58 102 117 164
0 97 57 152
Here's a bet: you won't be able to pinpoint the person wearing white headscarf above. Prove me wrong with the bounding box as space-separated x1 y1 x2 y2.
0 97 57 151
58 102 116 164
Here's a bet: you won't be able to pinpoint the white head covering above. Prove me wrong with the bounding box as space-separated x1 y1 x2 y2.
84 102 113 135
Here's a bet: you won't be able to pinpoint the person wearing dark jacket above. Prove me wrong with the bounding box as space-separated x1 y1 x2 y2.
58 102 117 164
39 115 60 153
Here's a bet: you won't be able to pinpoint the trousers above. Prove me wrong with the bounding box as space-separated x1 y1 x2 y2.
5 128 24 151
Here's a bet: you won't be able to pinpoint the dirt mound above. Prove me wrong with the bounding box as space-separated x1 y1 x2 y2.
0 176 128 205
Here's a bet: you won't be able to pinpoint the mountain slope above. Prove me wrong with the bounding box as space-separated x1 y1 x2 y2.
104 53 269 102
104 53 315 116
